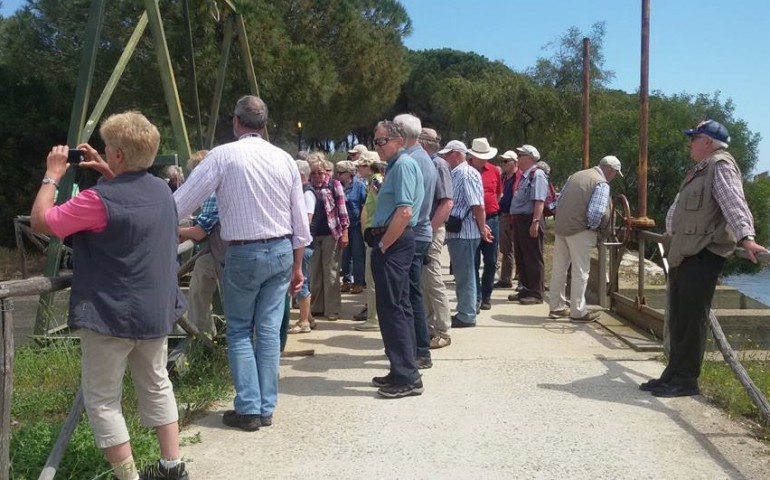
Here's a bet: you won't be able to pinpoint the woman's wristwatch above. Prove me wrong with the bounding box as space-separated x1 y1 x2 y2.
740 235 755 245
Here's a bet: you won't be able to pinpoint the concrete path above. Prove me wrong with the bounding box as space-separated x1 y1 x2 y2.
180 257 770 479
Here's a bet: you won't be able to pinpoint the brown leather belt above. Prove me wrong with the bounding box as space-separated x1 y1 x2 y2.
228 234 291 246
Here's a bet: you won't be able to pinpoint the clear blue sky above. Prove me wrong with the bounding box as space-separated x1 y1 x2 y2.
3 0 768 173
399 0 770 174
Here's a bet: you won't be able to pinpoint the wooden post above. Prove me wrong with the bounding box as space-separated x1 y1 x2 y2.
1 295 14 480
709 310 770 425
581 37 590 170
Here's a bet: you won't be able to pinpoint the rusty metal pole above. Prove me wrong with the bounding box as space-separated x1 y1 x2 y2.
582 37 590 170
635 0 655 229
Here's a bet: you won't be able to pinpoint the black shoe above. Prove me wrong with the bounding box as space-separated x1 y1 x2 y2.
260 414 273 427
451 315 475 328
417 356 433 369
639 378 667 392
476 302 481 314
377 379 424 398
494 281 512 288
311 311 324 318
140 460 189 480
372 373 393 388
222 410 260 431
479 299 492 310
353 307 368 321
650 382 700 398
519 297 543 305
508 292 523 302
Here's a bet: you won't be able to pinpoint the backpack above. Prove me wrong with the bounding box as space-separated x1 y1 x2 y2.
536 167 557 218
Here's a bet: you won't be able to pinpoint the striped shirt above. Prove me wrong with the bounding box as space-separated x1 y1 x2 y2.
666 157 755 239
174 134 311 249
447 161 484 240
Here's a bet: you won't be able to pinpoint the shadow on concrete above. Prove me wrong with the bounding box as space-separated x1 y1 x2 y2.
537 357 750 480
282 352 387 373
279 376 376 398
296 334 384 351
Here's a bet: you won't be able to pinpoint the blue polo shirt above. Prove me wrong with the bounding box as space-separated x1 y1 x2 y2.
372 151 424 228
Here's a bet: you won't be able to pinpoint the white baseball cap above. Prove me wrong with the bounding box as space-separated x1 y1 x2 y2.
599 155 623 177
437 140 469 155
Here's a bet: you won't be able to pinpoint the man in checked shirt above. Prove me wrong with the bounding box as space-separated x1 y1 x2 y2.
640 119 768 398
174 96 310 430
548 155 624 323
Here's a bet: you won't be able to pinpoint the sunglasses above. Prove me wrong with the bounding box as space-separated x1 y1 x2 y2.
373 137 393 147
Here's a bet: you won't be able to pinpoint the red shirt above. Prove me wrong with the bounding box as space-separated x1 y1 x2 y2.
479 162 503 215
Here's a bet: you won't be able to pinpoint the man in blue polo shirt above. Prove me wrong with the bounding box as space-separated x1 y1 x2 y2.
368 120 425 399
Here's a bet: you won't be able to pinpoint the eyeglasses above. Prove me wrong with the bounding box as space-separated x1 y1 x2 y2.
373 137 392 147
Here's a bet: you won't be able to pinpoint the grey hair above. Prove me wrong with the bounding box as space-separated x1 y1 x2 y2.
712 138 729 149
393 113 422 140
234 95 268 130
295 159 311 179
375 120 407 140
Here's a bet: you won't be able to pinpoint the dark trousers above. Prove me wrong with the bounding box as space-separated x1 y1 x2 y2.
663 249 725 387
341 225 366 285
410 240 432 359
475 214 500 302
372 229 419 386
512 216 544 300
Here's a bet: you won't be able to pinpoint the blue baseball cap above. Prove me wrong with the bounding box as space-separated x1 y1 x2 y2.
683 119 730 143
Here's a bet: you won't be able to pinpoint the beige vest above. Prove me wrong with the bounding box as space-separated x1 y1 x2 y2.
667 150 738 268
554 166 609 237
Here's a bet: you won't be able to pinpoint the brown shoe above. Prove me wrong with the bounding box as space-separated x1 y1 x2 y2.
340 283 352 293
570 311 601 323
429 336 451 349
548 308 570 319
350 284 364 294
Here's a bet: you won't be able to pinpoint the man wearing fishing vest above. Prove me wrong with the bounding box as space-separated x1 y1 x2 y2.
641 119 768 398
548 155 623 323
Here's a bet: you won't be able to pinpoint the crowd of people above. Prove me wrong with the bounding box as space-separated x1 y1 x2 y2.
29 93 767 478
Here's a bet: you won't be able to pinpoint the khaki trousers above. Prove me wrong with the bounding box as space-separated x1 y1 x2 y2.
422 226 451 338
80 329 178 448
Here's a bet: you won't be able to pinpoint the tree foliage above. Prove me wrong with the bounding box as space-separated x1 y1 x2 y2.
0 5 765 277
0 0 411 247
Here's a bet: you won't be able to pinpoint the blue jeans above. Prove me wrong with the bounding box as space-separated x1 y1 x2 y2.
475 215 500 302
341 226 366 285
447 237 480 324
295 246 314 300
223 238 293 415
410 240 431 359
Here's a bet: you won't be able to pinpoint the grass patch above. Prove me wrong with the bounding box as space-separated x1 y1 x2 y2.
10 340 231 479
700 357 770 440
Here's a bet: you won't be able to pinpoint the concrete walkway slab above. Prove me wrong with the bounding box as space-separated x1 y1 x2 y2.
180 252 770 479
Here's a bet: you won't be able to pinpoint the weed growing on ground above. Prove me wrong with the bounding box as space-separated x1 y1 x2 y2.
701 353 770 441
10 339 231 479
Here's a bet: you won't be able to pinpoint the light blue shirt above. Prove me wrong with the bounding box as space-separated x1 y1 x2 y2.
406 144 437 242
372 151 424 228
509 166 548 215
